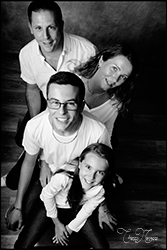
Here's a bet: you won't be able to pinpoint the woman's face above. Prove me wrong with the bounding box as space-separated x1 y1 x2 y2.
95 55 132 91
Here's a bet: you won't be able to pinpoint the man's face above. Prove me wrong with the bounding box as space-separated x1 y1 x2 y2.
47 83 83 135
29 10 63 53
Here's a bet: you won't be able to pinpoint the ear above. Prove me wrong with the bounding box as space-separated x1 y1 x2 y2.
79 100 85 114
98 56 104 67
28 22 33 35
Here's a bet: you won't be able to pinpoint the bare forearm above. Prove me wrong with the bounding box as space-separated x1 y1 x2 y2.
14 153 38 209
26 85 41 118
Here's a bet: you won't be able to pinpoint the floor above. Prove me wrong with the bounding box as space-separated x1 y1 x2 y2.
1 53 166 249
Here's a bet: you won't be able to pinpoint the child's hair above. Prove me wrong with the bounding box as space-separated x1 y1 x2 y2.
67 143 116 211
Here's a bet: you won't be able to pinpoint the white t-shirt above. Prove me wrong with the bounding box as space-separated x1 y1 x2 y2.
23 109 111 173
40 172 105 232
84 100 120 138
19 33 96 99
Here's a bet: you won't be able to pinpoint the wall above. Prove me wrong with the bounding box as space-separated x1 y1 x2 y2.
1 1 166 67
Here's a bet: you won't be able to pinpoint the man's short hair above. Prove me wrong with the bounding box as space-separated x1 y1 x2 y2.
28 1 63 24
46 72 85 104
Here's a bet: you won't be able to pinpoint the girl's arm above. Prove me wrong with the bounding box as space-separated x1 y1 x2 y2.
40 174 70 245
67 186 105 232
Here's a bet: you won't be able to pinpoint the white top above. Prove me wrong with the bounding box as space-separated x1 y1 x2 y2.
19 33 96 99
84 100 120 138
40 172 105 232
22 109 111 173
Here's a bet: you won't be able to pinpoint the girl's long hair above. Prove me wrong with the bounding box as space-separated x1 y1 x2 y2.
67 143 116 211
74 43 139 115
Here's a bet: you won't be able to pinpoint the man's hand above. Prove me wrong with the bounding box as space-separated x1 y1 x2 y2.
5 205 23 231
39 160 52 187
98 204 117 231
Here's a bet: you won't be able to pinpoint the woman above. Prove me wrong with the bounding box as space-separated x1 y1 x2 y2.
73 43 139 148
40 143 116 248
1 43 138 187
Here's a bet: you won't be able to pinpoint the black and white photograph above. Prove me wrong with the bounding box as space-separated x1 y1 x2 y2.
1 1 166 249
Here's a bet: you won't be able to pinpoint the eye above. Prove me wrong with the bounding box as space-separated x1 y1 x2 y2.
122 75 128 81
35 26 42 31
67 102 77 107
85 164 91 170
118 75 128 83
51 100 59 105
97 171 105 176
111 66 118 72
49 26 56 30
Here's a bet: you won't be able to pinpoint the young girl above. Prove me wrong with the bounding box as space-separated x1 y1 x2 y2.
40 143 117 248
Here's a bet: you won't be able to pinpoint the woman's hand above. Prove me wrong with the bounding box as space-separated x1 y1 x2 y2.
98 204 117 231
5 204 23 231
39 160 52 187
52 218 69 246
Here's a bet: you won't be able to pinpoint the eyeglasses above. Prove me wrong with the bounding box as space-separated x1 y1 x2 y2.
47 99 78 110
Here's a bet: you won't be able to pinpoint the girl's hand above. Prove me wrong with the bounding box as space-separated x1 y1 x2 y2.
52 218 69 246
65 225 73 235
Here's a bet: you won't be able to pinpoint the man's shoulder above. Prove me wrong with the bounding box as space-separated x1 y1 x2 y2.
82 110 105 129
27 110 48 128
66 33 96 49
20 39 37 55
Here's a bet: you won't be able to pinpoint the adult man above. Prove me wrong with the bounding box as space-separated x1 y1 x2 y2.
1 0 96 187
15 0 97 146
5 72 112 248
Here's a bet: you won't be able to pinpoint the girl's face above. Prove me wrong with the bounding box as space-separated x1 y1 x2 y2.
95 55 132 91
79 152 109 191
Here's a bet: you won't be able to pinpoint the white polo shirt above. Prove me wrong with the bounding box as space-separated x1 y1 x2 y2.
19 32 97 99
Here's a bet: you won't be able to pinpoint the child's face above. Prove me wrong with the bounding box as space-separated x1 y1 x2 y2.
79 152 109 191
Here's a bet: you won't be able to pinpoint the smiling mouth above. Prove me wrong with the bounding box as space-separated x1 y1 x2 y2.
84 178 93 185
43 41 53 46
56 117 69 123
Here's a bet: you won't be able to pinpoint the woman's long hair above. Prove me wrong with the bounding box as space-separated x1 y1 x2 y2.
74 43 139 115
67 143 116 212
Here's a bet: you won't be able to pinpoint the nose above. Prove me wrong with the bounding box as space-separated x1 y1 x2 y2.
89 171 96 181
43 28 50 39
58 104 67 115
112 71 120 82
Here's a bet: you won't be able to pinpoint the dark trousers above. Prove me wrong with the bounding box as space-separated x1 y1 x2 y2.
14 174 109 249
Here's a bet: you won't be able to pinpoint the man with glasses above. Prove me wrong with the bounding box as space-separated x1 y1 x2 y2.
5 72 111 248
1 0 97 188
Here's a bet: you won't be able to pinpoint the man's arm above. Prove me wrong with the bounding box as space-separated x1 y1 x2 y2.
6 152 39 231
25 83 41 118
